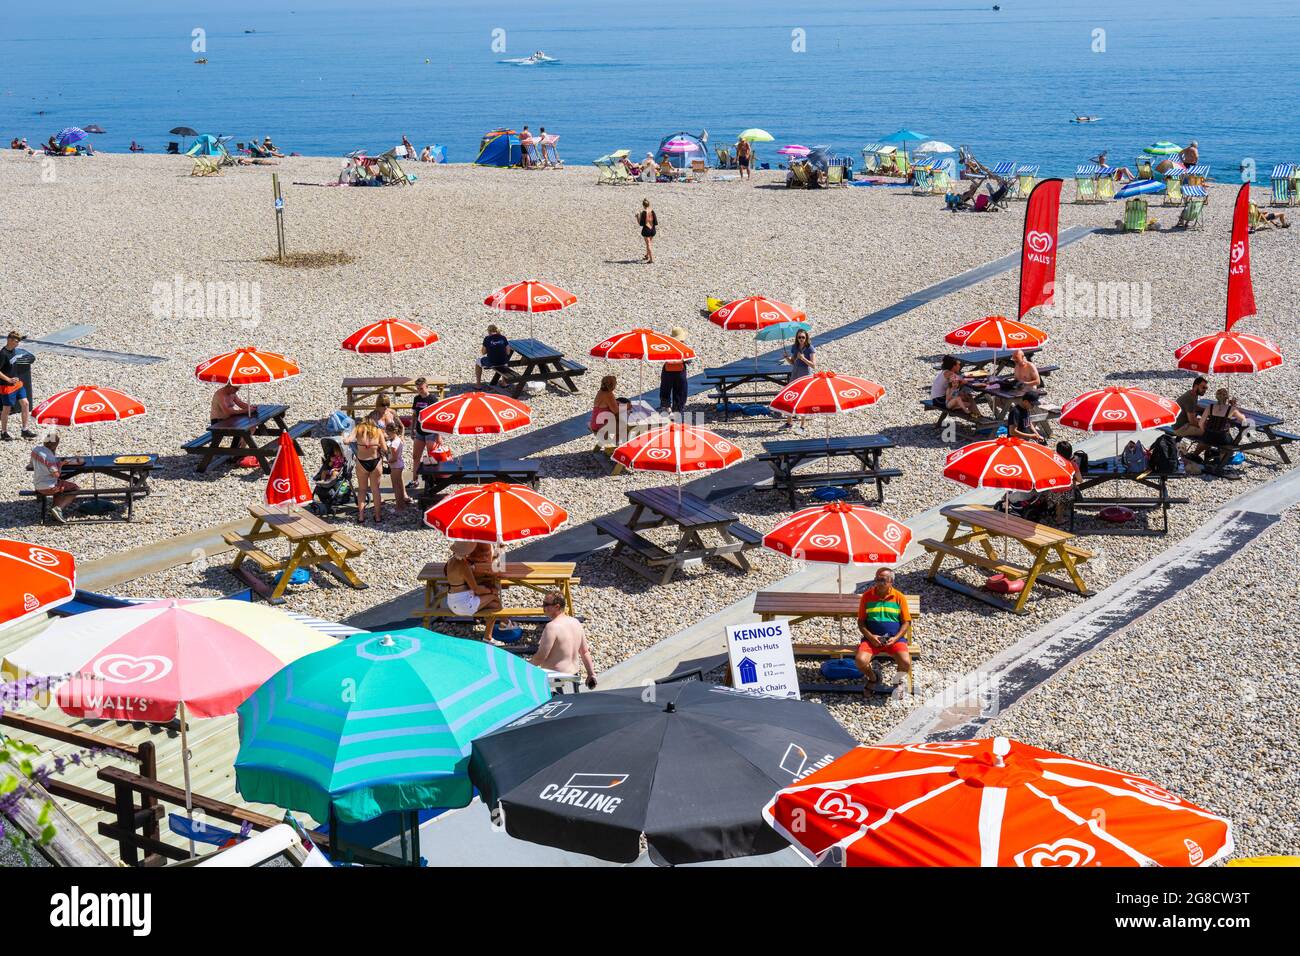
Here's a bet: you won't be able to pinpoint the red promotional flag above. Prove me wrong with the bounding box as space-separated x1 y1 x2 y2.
1017 178 1064 319
265 433 312 507
1225 184 1257 331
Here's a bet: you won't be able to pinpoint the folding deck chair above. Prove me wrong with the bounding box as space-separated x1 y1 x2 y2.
1121 198 1154 232
1176 185 1208 229
1015 164 1040 199
1074 164 1102 203
990 160 1016 196
911 159 936 194
1163 173 1184 206
1270 163 1298 206
1183 163 1210 185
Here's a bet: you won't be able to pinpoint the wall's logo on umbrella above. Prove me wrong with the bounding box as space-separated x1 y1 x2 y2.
92 652 174 685
535 295 553 304
882 524 904 543
1014 837 1097 868
1185 839 1204 865
1123 778 1181 804
27 547 61 567
1220 353 1243 363
646 447 672 460
238 366 262 375
434 411 455 423
813 790 871 825
1026 230 1054 255
536 502 556 517
23 593 39 612
1231 241 1245 264
809 535 841 548
463 514 491 527
81 402 106 414
272 478 292 495
1101 409 1127 421
366 336 386 345
993 464 1022 477
717 308 732 318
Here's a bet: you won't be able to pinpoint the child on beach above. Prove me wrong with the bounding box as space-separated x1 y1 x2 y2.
385 420 408 509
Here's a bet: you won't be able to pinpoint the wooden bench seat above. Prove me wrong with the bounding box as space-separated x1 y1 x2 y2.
20 487 141 523
917 538 1025 576
182 431 213 452
729 521 763 546
754 590 921 624
222 535 281 574
330 531 365 557
594 517 674 563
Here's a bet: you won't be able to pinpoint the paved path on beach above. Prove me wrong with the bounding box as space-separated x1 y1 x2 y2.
876 464 1300 744
24 323 165 366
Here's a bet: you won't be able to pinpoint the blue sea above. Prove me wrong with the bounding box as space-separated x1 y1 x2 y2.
3 0 1299 177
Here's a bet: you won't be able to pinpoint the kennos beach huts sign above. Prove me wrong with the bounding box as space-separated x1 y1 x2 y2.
726 620 799 699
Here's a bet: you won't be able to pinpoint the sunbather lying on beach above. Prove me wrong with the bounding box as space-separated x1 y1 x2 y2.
1093 151 1135 182
1250 204 1290 230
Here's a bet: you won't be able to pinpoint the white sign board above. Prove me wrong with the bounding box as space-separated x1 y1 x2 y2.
726 619 800 700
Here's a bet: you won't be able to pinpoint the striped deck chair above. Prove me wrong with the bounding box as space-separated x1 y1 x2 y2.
930 165 952 194
1183 163 1210 185
1135 157 1154 180
1163 173 1184 206
1177 185 1208 229
1095 168 1118 201
1121 198 1152 232
1074 164 1102 203
990 160 1017 197
1015 164 1040 199
912 159 936 194
860 144 884 173
593 155 616 185
1270 163 1298 206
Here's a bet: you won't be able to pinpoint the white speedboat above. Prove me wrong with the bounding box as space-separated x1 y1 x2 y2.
519 51 555 65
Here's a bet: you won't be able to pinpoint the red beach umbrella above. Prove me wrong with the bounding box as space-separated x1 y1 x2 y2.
590 328 695 395
417 391 532 465
265 432 312 507
342 318 438 375
424 482 567 545
763 502 911 566
763 737 1234 867
0 539 76 630
1059 387 1179 432
709 295 805 331
32 385 146 426
943 435 1074 492
485 280 577 337
769 371 885 416
613 422 742 502
195 347 301 385
1174 330 1283 374
945 315 1049 351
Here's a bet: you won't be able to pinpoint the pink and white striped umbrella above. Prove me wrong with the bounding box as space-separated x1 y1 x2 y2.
1174 330 1283 374
943 436 1075 492
1059 387 1179 432
777 144 811 157
763 502 911 566
769 372 885 416
33 385 146 426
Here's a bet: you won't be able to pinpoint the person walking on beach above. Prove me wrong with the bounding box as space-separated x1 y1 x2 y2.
637 198 658 263
531 590 597 689
735 137 753 179
0 331 36 440
658 327 690 417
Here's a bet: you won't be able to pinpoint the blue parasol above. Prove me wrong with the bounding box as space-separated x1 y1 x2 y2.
56 127 88 148
755 320 811 342
1114 179 1165 200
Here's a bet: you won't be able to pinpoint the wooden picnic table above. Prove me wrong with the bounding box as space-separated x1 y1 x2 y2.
417 560 578 628
593 405 674 475
920 504 1095 615
703 356 791 421
594 486 762 585
1069 455 1189 535
225 504 367 604
1192 399 1297 465
943 347 1047 373
417 457 540 503
183 404 314 475
758 434 902 508
21 453 159 521
487 338 587 398
342 376 446 417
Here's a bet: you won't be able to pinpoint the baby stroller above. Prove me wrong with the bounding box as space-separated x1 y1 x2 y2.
311 438 354 517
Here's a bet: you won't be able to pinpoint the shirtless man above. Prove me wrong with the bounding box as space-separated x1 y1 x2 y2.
1010 349 1041 389
210 384 253 424
531 591 597 689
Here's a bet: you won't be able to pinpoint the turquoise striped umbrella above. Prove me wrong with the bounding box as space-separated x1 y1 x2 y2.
235 627 551 823
1143 141 1183 156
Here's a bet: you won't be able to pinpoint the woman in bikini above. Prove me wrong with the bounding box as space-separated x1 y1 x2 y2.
445 540 502 642
590 374 624 445
352 419 388 524
637 198 657 263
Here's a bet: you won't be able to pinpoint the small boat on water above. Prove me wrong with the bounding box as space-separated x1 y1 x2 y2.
518 51 555 65
1071 115 1102 123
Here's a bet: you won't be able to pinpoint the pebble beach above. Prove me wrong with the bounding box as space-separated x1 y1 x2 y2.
2 151 1297 857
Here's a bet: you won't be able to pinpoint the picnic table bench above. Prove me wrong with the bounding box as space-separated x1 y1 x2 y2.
920 503 1095 615
940 347 1051 374
487 338 587 398
342 376 447 417
1190 399 1298 465
183 404 314 475
225 504 367 604
417 560 579 630
758 434 901 508
703 357 791 421
21 453 159 522
417 457 540 503
594 486 762 585
592 404 673 475
752 592 924 696
921 378 1059 435
1069 455 1189 535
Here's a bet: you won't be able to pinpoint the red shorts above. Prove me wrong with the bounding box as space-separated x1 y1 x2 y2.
860 638 909 657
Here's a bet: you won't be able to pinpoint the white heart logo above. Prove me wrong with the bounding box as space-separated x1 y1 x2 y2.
715 441 732 453
23 593 39 611
435 412 454 423
809 534 841 548
92 653 173 685
535 295 552 304
463 514 490 527
1230 241 1245 263
536 503 555 517
1026 230 1054 255
366 335 386 345
839 388 861 400
1101 409 1127 421
760 310 779 321
718 308 731 318
1185 839 1204 866
993 464 1022 477
27 548 59 567
1219 353 1244 363
953 329 969 338
1014 837 1096 868
651 343 669 352
812 790 871 825
238 365 262 375
1122 778 1181 804
599 340 614 349
646 448 672 460
882 525 903 542
1009 332 1026 341
272 478 292 494
781 390 798 402
81 402 106 414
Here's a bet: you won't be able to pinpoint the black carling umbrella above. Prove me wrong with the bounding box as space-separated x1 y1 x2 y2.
468 680 856 865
